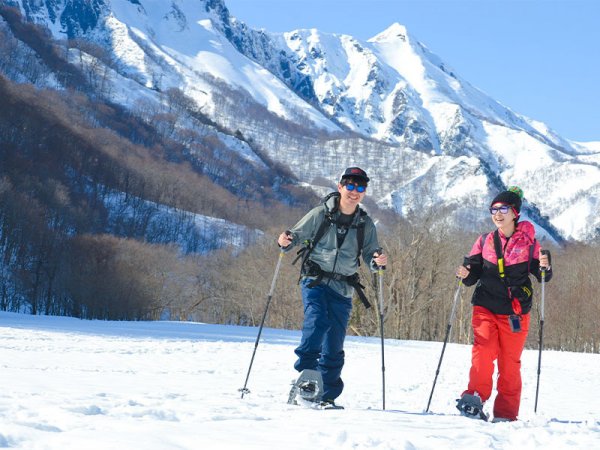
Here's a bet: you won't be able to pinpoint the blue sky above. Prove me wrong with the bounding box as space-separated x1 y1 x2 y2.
225 0 599 142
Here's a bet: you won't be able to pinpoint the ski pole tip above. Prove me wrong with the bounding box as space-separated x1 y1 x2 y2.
239 387 251 397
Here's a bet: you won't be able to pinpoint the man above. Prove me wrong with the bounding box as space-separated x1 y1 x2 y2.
278 167 387 408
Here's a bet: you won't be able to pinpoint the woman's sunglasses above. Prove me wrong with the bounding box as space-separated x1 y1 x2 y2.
345 183 366 193
489 205 511 215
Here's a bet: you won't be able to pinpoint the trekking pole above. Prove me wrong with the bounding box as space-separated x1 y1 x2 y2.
425 256 469 413
239 236 288 398
376 247 386 410
534 250 550 413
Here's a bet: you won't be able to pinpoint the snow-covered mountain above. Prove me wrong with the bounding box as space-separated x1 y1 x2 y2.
5 0 600 242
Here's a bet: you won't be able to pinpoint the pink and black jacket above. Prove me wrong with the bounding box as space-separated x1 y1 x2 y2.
462 221 553 315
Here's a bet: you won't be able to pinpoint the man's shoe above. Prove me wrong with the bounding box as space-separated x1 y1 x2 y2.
319 399 344 410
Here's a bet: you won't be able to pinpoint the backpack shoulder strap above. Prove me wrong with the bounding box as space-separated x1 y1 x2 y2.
528 238 537 273
479 233 489 252
305 192 339 247
292 193 338 266
312 211 334 249
492 230 506 279
355 209 367 262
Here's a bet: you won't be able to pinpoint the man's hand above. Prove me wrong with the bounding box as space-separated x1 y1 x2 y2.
373 251 387 267
278 231 293 248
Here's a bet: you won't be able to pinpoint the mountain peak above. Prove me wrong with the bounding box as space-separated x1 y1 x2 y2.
369 22 409 43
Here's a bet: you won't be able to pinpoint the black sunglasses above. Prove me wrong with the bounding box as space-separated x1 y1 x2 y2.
489 205 511 215
345 182 366 193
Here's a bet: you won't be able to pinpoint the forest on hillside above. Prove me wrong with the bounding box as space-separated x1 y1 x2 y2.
198 221 599 354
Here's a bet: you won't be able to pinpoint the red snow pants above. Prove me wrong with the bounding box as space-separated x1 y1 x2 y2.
463 306 530 421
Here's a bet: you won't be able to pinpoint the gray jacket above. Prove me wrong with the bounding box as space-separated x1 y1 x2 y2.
283 194 381 299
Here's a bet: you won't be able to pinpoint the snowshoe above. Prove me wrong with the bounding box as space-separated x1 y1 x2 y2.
456 393 489 421
288 369 323 405
299 380 317 398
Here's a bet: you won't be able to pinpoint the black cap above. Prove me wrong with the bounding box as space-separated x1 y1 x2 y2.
340 167 369 183
490 186 523 213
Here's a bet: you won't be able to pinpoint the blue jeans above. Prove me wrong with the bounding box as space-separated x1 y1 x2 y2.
294 279 353 401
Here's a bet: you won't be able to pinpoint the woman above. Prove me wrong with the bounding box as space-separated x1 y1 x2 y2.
455 186 552 422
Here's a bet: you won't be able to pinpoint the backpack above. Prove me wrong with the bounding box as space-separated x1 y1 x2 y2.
292 192 366 268
292 192 370 308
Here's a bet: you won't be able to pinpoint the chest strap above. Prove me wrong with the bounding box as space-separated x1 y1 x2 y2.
304 261 371 309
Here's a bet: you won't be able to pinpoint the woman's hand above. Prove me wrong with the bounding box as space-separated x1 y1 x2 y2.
539 250 550 269
456 264 470 279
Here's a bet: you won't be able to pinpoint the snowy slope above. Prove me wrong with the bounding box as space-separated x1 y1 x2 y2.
1 311 600 449
272 25 438 149
101 190 262 253
13 0 338 131
125 0 343 132
573 141 600 153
